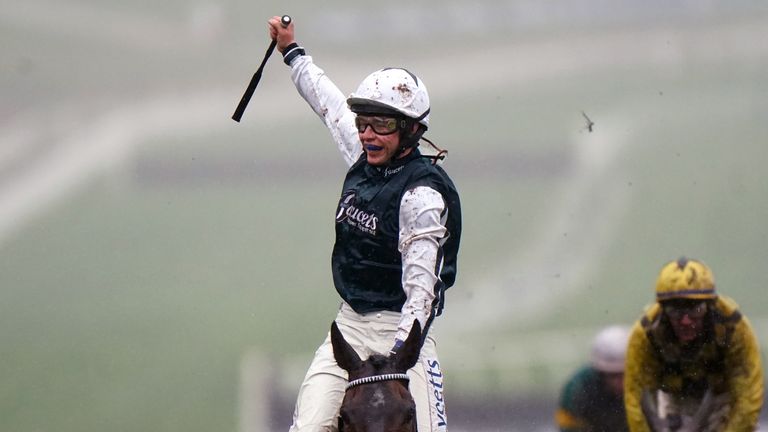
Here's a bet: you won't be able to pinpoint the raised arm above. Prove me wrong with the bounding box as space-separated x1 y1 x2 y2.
267 16 361 166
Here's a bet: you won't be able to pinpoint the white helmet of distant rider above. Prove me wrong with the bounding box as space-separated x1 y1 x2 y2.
590 325 631 373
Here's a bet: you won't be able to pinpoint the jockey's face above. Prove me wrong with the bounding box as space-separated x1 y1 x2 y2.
664 300 708 344
355 115 418 166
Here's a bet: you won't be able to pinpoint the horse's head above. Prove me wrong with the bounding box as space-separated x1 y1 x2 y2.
330 320 422 432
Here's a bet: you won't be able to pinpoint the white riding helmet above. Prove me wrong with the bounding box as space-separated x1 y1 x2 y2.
590 325 631 373
347 68 431 129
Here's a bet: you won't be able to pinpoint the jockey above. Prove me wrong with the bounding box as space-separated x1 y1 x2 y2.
267 16 462 432
556 325 631 432
624 257 764 432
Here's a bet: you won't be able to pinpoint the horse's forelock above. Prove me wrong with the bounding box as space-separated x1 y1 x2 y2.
367 354 390 371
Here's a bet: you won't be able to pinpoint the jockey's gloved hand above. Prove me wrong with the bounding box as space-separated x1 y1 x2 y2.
389 339 404 356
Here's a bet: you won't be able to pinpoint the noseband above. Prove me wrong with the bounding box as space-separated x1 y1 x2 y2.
345 373 410 390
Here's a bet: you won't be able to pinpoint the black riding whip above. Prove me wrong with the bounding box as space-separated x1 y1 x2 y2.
231 15 291 122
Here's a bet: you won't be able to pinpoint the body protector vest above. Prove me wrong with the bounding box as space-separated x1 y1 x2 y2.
332 149 461 315
640 297 743 397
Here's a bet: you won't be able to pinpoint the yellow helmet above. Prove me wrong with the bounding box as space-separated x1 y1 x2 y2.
655 257 717 301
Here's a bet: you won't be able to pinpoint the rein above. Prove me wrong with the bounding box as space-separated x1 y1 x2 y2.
345 373 410 391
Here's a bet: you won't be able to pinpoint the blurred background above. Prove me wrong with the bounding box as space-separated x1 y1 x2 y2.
2 0 767 431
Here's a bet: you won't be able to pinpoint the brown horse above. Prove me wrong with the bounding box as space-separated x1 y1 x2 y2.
330 320 422 432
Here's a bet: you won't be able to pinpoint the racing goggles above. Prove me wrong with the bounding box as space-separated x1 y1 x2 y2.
354 115 403 135
664 301 708 320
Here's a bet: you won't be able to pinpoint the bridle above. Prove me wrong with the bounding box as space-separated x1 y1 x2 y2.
340 373 416 432
345 373 410 391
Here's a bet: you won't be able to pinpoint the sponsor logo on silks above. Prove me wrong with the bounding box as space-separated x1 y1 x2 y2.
383 165 404 177
335 192 378 235
427 359 447 430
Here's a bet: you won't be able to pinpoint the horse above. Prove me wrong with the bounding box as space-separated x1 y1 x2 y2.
330 319 422 432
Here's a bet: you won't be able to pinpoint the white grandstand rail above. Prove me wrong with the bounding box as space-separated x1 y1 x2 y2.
238 349 271 432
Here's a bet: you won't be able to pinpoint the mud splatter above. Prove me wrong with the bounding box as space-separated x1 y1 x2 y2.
395 83 412 98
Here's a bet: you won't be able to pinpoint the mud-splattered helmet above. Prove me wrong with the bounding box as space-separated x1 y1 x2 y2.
347 67 430 129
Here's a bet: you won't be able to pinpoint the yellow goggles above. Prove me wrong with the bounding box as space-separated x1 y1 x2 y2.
354 115 402 135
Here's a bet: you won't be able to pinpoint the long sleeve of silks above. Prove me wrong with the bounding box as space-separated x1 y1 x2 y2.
624 321 659 432
288 55 362 167
394 186 447 343
721 314 764 432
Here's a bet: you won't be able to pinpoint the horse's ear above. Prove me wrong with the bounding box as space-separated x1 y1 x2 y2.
331 321 362 372
394 320 422 372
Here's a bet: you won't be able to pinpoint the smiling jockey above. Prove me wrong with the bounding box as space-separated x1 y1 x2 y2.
267 16 462 432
